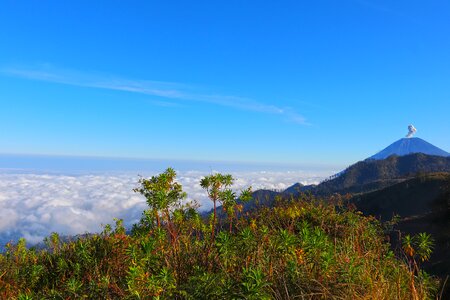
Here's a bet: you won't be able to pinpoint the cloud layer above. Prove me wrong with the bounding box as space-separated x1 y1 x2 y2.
0 170 330 245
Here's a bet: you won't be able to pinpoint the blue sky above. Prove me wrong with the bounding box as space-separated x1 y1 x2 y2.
1 0 449 166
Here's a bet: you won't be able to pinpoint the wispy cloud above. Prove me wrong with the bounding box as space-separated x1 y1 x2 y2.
1 65 309 125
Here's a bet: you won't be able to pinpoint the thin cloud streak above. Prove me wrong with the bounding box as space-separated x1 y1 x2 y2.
2 66 309 125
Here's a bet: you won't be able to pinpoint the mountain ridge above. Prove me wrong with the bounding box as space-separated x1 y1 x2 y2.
283 153 450 196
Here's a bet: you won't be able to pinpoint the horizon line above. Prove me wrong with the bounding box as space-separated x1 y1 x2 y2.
0 152 345 169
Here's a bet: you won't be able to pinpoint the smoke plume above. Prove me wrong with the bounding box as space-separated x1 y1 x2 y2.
406 124 417 138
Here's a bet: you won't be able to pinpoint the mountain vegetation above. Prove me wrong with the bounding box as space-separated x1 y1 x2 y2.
352 173 450 277
351 173 450 221
0 168 441 299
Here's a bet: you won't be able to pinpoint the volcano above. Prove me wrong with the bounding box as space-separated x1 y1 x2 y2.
369 137 449 160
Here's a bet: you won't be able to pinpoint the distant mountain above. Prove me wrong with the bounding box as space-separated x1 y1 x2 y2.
278 153 450 197
310 153 450 195
369 137 449 160
204 137 450 216
283 182 315 194
245 138 449 206
241 153 450 214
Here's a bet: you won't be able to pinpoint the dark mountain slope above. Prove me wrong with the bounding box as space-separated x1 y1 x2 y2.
350 173 450 281
351 173 450 221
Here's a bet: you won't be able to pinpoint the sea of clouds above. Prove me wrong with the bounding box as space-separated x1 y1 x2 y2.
0 169 332 245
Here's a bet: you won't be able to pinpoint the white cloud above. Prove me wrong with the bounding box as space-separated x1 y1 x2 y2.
1 65 308 125
0 169 331 245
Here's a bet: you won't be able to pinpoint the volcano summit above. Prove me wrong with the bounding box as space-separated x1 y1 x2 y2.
369 137 450 160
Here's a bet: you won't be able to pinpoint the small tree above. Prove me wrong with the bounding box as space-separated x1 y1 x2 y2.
134 168 186 230
402 232 435 300
200 174 253 237
221 187 253 233
200 173 234 241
